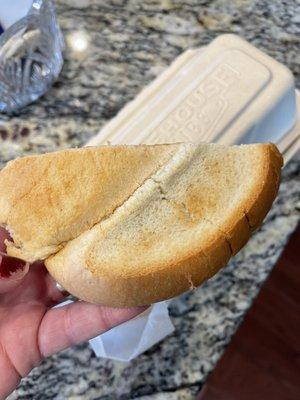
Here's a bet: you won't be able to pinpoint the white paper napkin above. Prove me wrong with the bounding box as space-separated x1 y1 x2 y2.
89 301 174 361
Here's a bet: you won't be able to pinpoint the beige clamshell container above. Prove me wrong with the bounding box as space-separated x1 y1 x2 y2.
88 34 300 162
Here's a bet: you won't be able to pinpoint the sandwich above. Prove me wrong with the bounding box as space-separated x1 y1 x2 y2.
0 142 283 306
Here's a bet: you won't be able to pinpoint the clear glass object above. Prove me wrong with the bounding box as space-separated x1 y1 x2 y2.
0 0 64 113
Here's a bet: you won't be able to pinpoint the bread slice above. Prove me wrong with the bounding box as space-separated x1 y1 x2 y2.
0 143 282 306
0 144 179 261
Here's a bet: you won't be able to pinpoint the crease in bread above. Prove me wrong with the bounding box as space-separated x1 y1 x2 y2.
0 142 283 307
0 144 180 261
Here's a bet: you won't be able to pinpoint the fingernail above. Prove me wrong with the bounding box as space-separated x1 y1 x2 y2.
0 251 29 279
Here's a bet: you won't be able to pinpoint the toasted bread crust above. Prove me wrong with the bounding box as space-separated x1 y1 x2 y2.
44 143 282 307
214 143 283 256
0 145 179 261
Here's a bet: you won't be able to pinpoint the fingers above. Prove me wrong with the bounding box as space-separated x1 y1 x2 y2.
38 302 146 358
0 252 29 294
0 226 67 305
25 262 69 306
0 227 30 294
1 261 68 306
44 275 69 305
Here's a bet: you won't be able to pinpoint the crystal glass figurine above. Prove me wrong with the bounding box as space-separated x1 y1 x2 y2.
0 0 64 113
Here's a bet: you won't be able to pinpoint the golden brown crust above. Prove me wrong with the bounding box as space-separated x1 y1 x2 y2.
46 233 232 307
45 143 283 307
245 143 282 229
0 144 179 261
213 143 283 256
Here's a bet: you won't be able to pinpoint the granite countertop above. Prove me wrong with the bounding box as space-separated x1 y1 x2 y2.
2 0 300 399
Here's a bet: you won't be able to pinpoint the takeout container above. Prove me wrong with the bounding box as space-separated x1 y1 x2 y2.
89 34 299 162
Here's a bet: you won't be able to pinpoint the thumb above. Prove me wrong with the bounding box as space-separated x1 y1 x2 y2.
0 252 29 294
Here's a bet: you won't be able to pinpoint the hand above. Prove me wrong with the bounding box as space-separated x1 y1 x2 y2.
0 228 145 399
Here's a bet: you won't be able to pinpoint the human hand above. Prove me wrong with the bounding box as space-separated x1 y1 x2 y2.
0 228 145 399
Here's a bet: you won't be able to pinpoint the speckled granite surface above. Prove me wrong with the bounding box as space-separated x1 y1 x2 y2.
2 0 300 399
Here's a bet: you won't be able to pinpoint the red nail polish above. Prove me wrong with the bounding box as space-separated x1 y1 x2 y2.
0 252 27 278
